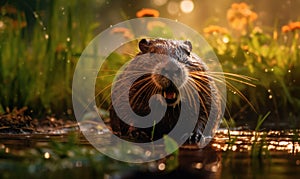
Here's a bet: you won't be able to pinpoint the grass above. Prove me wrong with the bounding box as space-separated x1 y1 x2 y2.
0 132 133 178
0 1 299 124
1 1 299 178
250 112 271 158
204 11 300 122
0 0 99 117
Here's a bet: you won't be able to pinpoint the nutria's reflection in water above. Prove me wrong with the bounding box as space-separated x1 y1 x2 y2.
125 146 222 179
179 147 222 177
1 128 300 178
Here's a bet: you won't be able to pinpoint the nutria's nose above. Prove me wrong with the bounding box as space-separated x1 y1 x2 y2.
161 60 181 77
157 60 185 89
151 57 187 89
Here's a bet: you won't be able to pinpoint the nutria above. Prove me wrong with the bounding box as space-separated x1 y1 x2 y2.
109 38 222 144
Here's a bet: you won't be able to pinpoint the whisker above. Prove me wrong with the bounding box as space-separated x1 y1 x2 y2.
205 73 256 87
187 78 212 118
130 77 155 105
190 71 257 86
95 73 152 110
200 71 257 81
225 81 256 112
207 75 256 113
189 71 257 111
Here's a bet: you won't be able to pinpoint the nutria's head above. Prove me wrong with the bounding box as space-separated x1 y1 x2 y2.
110 38 222 143
132 38 209 107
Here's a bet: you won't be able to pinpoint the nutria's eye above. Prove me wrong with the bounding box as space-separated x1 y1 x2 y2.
184 40 192 51
182 40 192 56
139 39 150 53
185 49 191 56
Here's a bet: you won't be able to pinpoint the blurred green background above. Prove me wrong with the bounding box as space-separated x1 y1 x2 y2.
0 0 299 129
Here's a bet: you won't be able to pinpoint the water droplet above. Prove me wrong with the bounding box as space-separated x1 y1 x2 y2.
83 76 86 80
61 7 66 15
44 152 50 159
193 162 203 169
66 37 71 42
271 68 274 72
267 89 271 93
167 1 180 15
43 27 47 31
0 144 5 149
233 91 237 95
75 161 82 167
158 163 166 171
152 0 168 6
33 11 39 18
67 60 71 63
180 0 194 14
145 150 151 157
232 145 237 151
39 21 44 27
222 36 230 43
264 69 268 72
269 95 273 99
288 69 291 73
45 34 49 39
0 21 5 29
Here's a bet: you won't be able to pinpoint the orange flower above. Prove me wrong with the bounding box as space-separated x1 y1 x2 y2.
226 2 257 31
111 27 134 39
0 5 27 29
281 25 290 33
289 21 300 31
146 21 166 31
55 44 67 54
203 25 229 35
136 8 159 18
281 21 300 33
1 5 18 14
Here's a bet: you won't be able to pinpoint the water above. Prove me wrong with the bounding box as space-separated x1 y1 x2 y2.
0 128 300 178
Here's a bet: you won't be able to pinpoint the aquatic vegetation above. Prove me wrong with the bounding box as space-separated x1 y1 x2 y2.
0 133 133 178
0 1 299 178
0 0 298 128
250 112 271 158
204 2 300 124
0 1 98 116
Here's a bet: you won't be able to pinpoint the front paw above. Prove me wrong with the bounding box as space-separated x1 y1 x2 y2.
188 129 203 144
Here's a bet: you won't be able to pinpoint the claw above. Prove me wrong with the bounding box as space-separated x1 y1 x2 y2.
188 129 203 144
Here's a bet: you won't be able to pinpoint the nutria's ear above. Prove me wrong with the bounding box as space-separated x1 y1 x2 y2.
139 39 150 53
183 40 192 52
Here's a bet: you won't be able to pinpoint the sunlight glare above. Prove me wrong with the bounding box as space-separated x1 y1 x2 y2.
180 0 194 13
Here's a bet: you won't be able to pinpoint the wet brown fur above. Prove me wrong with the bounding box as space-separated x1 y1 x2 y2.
109 38 222 143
